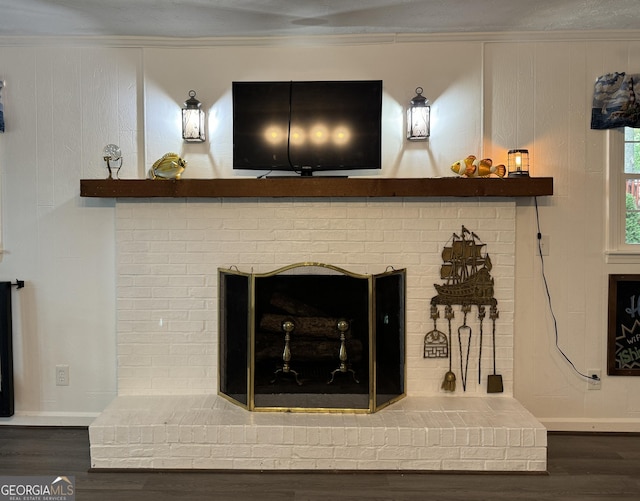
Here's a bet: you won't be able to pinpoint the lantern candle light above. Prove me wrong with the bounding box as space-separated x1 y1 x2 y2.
407 87 430 141
508 149 529 177
182 90 205 143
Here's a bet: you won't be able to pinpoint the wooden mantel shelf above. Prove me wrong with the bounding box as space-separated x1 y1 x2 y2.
80 177 553 199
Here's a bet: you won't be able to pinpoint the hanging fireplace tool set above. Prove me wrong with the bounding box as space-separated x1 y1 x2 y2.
424 226 503 393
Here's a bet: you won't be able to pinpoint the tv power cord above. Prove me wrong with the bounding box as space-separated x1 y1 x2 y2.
534 197 600 383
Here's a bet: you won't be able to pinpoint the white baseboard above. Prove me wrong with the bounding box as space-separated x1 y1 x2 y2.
0 411 98 427
541 418 640 433
4 412 639 433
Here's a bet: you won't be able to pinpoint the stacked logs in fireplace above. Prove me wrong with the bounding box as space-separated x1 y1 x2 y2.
255 291 364 389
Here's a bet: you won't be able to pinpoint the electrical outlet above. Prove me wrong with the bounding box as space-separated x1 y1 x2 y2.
587 369 601 390
56 365 69 386
537 234 550 256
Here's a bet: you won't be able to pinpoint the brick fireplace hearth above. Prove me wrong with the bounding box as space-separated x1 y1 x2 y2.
88 195 546 471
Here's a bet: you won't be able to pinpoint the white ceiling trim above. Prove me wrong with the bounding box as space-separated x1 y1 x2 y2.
1 30 640 48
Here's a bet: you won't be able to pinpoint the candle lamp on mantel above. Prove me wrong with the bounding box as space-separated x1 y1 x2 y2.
507 149 529 177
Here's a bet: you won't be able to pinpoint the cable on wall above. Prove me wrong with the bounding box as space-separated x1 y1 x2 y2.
534 197 600 382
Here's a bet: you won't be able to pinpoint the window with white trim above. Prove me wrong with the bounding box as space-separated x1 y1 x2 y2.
607 128 640 262
624 128 640 244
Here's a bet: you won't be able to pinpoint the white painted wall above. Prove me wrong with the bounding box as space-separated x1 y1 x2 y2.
0 46 141 424
0 35 639 429
485 40 640 431
141 42 482 178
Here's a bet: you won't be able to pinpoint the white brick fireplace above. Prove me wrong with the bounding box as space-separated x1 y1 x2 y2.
89 196 546 471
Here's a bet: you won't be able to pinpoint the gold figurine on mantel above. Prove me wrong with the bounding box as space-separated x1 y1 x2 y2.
451 155 506 178
148 152 186 180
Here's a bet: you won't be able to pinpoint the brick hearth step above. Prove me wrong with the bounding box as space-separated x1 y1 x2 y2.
89 394 546 472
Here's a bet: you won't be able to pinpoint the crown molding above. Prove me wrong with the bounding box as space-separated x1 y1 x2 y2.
0 30 639 48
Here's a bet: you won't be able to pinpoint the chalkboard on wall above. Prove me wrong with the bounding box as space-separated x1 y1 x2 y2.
608 274 640 376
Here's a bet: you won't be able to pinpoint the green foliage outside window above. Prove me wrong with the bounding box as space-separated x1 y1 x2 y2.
626 193 640 244
625 128 640 172
625 128 640 244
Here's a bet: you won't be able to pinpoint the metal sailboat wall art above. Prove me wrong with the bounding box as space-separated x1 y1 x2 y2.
428 225 503 394
433 225 496 306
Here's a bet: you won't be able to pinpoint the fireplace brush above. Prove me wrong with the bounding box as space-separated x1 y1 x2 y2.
441 304 456 392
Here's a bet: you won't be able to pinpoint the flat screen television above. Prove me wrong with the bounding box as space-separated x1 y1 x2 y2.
232 80 382 176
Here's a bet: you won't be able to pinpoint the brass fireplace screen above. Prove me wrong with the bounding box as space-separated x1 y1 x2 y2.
218 263 406 413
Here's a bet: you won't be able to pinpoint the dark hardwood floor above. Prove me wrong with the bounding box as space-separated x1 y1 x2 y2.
1 427 639 500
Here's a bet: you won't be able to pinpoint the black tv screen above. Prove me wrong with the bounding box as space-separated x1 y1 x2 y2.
232 80 382 176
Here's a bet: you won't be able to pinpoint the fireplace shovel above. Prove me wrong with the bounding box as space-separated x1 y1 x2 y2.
487 305 503 393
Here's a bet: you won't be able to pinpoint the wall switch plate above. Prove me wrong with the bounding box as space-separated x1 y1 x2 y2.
56 365 69 386
587 369 601 390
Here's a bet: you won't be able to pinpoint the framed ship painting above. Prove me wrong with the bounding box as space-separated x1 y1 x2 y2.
607 274 640 376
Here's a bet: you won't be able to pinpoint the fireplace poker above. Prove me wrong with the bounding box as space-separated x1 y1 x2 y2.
478 305 485 384
458 304 472 391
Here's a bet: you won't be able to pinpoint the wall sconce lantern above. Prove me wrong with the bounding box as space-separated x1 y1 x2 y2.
407 87 430 141
507 149 530 177
182 90 205 142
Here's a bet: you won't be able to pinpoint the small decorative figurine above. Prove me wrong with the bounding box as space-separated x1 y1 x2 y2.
103 144 123 179
451 155 506 178
149 152 186 180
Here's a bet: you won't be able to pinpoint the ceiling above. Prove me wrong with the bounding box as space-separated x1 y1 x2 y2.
0 0 639 39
